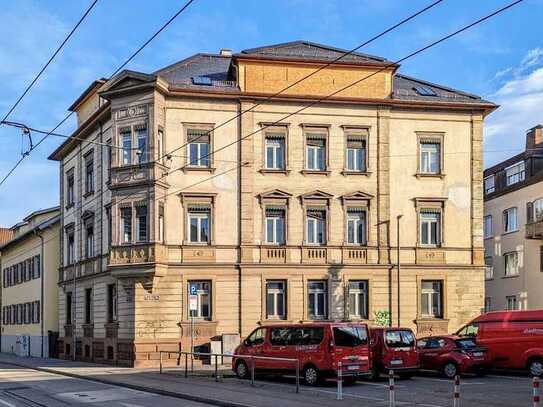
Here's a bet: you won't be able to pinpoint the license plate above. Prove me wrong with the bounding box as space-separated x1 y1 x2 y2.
347 365 360 370
472 352 483 357
390 359 404 366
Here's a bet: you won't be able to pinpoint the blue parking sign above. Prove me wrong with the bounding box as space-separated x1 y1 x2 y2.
189 284 197 295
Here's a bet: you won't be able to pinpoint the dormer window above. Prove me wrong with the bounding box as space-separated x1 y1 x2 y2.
484 175 495 195
505 161 525 186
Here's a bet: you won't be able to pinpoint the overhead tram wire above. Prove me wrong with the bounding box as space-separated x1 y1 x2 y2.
0 0 197 189
4 0 525 262
1 0 99 124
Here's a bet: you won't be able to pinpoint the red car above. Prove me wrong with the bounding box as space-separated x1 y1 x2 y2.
456 310 543 376
232 322 371 385
369 327 419 379
417 335 490 378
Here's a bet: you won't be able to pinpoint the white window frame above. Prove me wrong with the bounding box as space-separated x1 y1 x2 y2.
265 136 285 170
534 199 543 221
419 210 441 247
421 280 443 318
85 224 94 258
188 209 211 244
67 231 75 264
266 280 286 320
188 141 210 167
348 280 368 319
306 210 326 245
503 207 518 233
506 295 518 311
265 209 285 245
136 126 148 164
346 210 367 245
120 207 132 244
308 281 327 320
504 251 519 276
419 141 441 174
505 161 525 186
484 175 495 195
135 205 148 242
189 281 211 320
121 131 132 166
485 256 494 279
484 215 493 238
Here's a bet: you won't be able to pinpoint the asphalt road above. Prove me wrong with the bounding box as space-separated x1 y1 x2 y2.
0 362 212 407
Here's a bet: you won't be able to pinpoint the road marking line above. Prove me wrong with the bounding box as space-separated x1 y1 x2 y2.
308 388 385 401
414 377 484 385
487 374 530 381
0 398 17 407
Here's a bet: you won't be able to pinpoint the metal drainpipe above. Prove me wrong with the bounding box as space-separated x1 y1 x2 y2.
34 229 45 357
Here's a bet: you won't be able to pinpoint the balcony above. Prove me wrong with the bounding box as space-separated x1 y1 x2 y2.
109 243 167 266
526 220 543 239
109 162 169 190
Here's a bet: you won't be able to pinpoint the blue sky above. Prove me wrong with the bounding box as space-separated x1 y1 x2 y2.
0 0 542 226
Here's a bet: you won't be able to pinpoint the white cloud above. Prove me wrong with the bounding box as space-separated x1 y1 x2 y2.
484 49 543 167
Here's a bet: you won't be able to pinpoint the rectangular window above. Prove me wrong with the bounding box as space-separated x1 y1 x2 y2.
505 161 525 186
85 154 94 194
306 134 326 171
534 199 543 221
345 137 366 172
84 288 92 324
188 207 210 243
266 280 286 319
308 281 327 319
265 208 285 245
106 139 112 181
503 207 518 233
106 207 112 248
265 134 285 170
85 224 94 258
420 210 441 246
419 141 441 174
120 207 132 243
306 209 326 245
484 297 492 313
136 204 148 242
66 292 73 325
484 215 493 238
346 208 366 245
158 203 165 242
107 284 118 322
485 256 494 279
348 280 368 319
136 125 148 164
33 300 40 324
66 170 75 206
67 231 75 264
157 129 165 164
504 252 519 276
484 175 495 195
506 295 517 311
188 281 211 320
121 130 132 165
187 129 210 167
421 280 443 318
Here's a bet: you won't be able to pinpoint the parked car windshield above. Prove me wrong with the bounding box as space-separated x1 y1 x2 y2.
385 330 415 348
455 338 478 350
333 326 368 347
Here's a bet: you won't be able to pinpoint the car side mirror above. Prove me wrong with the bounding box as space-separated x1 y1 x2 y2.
243 339 251 347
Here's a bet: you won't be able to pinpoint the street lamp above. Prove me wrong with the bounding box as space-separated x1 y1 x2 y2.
397 214 403 327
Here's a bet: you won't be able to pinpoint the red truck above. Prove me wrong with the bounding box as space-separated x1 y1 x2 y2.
369 327 419 379
456 310 543 376
232 322 371 385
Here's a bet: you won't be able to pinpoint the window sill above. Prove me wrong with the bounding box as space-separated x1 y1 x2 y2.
417 244 443 249
341 170 372 176
183 241 213 246
83 191 94 198
502 230 519 236
484 236 494 240
417 316 447 321
415 173 445 179
182 166 216 174
65 203 75 210
502 274 520 279
259 169 291 175
300 170 331 176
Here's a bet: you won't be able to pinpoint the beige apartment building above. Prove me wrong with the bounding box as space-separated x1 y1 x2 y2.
0 207 60 357
48 41 496 367
483 125 543 312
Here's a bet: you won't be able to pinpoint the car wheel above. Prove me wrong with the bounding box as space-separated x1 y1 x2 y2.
303 365 320 386
443 362 458 379
529 359 543 377
235 360 249 379
368 365 380 381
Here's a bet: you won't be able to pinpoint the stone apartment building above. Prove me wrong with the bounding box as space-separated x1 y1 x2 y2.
483 125 543 311
48 41 496 367
0 206 60 357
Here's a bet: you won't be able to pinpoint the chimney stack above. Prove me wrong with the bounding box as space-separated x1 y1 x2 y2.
526 125 543 150
220 49 232 57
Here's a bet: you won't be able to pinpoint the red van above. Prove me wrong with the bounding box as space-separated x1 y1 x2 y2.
369 327 418 379
232 322 371 385
456 310 543 376
417 335 490 378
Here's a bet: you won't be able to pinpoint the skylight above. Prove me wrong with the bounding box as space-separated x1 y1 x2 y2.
192 76 212 86
413 86 437 96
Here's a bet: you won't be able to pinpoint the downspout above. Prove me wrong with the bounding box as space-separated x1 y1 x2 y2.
34 229 45 357
236 98 242 337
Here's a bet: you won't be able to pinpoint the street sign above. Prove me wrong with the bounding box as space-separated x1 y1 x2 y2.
189 294 198 311
189 284 197 295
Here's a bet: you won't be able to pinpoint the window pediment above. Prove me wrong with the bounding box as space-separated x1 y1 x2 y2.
258 189 292 206
81 210 95 220
179 192 216 206
341 191 374 205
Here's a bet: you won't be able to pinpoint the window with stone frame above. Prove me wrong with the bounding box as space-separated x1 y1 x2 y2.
186 128 211 168
308 280 327 320
107 284 118 322
135 124 148 164
66 226 75 265
348 280 369 319
304 128 328 171
188 281 211 320
421 280 443 318
306 208 327 245
344 128 368 173
265 207 286 245
181 193 215 245
135 203 148 242
120 127 132 166
120 206 132 243
66 168 75 207
264 131 286 170
84 218 94 258
415 199 445 247
266 280 286 320
84 151 94 195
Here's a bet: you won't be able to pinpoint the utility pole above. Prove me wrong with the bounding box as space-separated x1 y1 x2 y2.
397 215 403 327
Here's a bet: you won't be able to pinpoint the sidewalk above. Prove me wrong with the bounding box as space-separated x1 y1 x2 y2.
0 353 357 407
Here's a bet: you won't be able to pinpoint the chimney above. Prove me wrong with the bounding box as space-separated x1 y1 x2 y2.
220 49 232 57
526 125 543 150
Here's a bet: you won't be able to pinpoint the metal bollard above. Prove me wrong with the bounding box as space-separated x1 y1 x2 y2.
337 362 343 400
453 375 460 407
534 377 540 407
184 353 188 378
159 351 163 374
389 370 396 407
